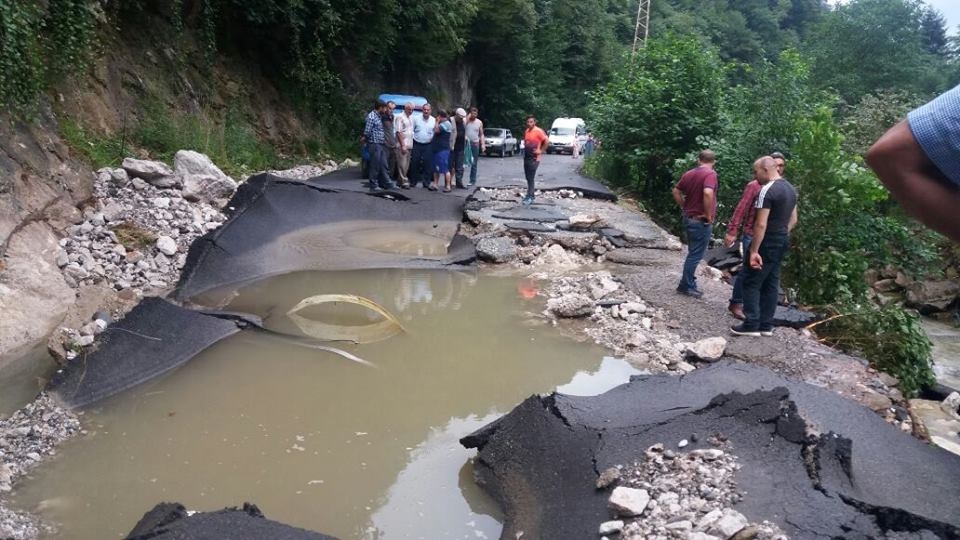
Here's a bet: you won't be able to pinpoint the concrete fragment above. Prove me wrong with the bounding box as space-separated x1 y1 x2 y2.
686 337 727 362
608 486 649 517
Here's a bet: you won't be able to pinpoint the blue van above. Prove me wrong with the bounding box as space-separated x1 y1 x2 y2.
362 93 429 178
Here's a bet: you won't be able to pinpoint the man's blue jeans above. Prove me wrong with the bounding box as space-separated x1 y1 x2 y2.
742 232 789 331
468 143 481 184
680 216 712 292
411 142 432 187
729 234 752 305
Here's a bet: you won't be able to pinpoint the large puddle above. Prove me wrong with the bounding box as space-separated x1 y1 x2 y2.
12 269 642 538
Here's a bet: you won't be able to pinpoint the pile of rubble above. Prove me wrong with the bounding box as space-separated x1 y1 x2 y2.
596 441 787 540
264 158 357 181
55 151 234 295
0 395 81 539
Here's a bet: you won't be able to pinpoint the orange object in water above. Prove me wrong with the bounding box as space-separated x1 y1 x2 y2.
517 279 539 299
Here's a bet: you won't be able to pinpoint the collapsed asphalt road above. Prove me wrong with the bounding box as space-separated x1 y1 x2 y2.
461 362 960 539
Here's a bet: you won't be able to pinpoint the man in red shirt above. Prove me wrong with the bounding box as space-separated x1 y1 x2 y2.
522 116 550 205
672 150 719 298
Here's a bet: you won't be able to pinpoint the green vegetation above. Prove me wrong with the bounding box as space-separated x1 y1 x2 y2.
112 222 158 250
586 0 955 395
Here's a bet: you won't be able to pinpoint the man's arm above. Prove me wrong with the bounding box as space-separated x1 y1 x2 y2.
866 120 960 242
748 208 770 269
672 186 684 207
787 206 798 233
479 120 485 150
725 184 755 244
703 188 715 223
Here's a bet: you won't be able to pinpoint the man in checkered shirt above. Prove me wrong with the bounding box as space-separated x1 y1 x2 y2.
868 84 960 242
363 99 397 191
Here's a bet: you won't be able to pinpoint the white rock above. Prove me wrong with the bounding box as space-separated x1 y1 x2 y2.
122 157 174 181
666 520 693 531
678 439 689 448
941 392 960 419
55 249 69 268
641 317 653 330
621 301 646 315
686 337 727 362
707 509 748 538
690 449 725 461
696 509 724 531
608 486 649 517
154 197 171 209
599 520 624 535
102 201 125 222
156 235 178 256
75 335 95 347
675 361 696 373
685 533 720 540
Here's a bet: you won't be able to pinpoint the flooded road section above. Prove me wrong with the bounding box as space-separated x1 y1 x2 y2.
13 269 642 539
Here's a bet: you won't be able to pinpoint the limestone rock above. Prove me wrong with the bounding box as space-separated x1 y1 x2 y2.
122 157 174 182
942 392 960 419
476 237 517 263
568 213 601 229
175 150 238 203
686 337 727 362
706 509 748 538
608 486 649 517
596 467 621 489
547 293 594 318
599 520 624 535
156 235 178 256
588 273 621 299
905 280 960 313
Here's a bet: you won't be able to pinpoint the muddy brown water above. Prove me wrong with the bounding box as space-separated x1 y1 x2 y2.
11 269 643 539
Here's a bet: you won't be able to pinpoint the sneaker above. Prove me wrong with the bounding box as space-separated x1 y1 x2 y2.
381 181 398 190
369 185 381 192
676 287 704 299
442 186 452 193
399 183 411 190
728 303 745 320
521 196 533 206
730 324 762 337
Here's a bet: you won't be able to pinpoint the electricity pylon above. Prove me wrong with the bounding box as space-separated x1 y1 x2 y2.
632 0 651 55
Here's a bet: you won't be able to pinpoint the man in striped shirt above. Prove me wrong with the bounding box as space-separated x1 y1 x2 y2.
731 156 798 337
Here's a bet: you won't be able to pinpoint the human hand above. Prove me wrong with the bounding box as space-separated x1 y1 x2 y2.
724 233 737 248
749 252 763 270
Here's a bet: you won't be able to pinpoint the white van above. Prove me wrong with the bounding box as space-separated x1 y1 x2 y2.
547 117 586 154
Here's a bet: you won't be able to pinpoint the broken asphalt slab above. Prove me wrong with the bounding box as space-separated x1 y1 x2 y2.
124 502 336 539
461 361 960 539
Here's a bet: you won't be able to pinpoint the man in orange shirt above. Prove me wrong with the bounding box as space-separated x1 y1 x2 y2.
522 116 550 205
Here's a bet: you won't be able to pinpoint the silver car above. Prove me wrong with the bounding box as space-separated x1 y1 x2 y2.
483 128 518 157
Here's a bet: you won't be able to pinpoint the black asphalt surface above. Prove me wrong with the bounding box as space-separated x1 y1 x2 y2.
462 362 960 539
124 502 336 540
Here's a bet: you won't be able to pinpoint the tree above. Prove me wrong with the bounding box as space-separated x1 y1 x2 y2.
919 6 949 57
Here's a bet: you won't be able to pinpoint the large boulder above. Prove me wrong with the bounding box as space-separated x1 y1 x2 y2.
547 293 595 318
0 222 75 366
906 280 960 314
476 237 517 263
174 150 238 204
122 158 175 187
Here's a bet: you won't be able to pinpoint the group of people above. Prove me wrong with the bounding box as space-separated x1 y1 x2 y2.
672 149 798 337
363 99 487 192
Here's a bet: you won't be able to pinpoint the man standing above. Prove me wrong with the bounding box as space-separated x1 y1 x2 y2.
731 156 798 337
464 107 485 185
522 116 549 205
724 152 786 319
382 101 398 180
411 103 436 188
451 108 468 188
431 110 453 192
672 150 719 298
395 102 415 189
363 99 397 191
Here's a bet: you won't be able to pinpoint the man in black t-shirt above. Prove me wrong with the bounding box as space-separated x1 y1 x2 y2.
731 156 798 337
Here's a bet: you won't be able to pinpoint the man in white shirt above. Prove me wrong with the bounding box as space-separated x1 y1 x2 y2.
411 103 436 188
395 102 415 189
464 107 485 185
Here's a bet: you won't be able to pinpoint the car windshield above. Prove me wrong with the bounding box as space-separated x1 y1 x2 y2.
551 127 575 135
484 129 504 138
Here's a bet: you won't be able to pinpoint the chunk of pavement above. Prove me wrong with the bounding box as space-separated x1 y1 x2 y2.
156 235 178 256
707 509 749 538
599 520 624 535
608 486 649 517
547 293 595 318
476 237 517 263
685 337 727 362
588 273 621 300
942 392 960 419
596 467 621 489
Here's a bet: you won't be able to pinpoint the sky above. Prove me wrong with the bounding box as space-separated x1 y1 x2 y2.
924 0 960 34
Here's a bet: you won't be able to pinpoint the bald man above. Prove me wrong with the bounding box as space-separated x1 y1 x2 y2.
731 156 798 337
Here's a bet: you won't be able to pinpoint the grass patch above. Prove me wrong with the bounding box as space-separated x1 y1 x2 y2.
60 119 127 169
112 222 157 251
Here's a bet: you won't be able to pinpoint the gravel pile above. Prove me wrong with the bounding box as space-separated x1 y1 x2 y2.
0 394 82 539
545 272 695 373
598 440 787 540
56 166 226 294
264 159 355 181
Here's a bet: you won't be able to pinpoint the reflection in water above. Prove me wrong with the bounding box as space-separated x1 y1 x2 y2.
557 357 646 397
13 271 615 539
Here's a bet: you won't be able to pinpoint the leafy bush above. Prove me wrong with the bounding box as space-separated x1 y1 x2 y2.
817 303 935 398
